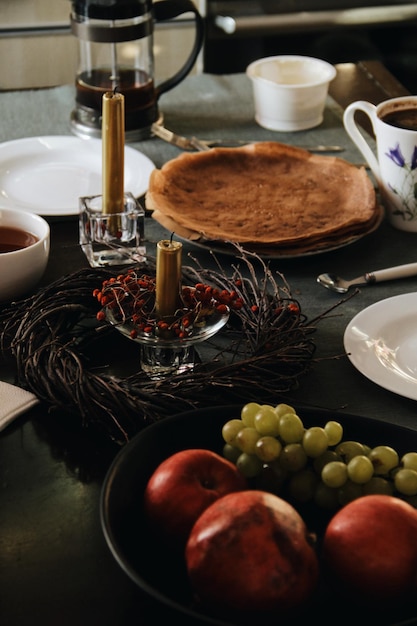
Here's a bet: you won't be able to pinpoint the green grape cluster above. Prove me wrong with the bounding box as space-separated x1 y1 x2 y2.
221 402 417 511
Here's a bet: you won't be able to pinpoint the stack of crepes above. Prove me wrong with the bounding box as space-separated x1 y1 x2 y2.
145 142 382 257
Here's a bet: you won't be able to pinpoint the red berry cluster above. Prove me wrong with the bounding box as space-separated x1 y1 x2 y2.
93 269 243 340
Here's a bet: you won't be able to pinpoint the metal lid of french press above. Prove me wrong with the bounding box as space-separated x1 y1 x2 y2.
71 0 153 42
71 0 150 19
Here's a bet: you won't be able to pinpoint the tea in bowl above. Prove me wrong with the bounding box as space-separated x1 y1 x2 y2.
0 207 50 302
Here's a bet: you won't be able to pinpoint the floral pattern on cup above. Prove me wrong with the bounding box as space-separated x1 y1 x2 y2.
386 143 417 221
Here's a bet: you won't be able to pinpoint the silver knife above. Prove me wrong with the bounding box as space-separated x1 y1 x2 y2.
151 123 344 153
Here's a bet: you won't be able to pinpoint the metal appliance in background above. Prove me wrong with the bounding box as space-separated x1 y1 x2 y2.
203 0 417 93
70 0 204 140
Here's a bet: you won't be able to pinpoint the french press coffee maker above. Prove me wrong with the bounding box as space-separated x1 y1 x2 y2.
70 0 204 140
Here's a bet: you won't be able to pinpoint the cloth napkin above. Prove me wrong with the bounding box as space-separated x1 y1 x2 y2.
0 381 39 432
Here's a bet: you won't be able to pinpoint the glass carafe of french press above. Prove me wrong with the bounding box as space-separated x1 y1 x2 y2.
70 0 204 140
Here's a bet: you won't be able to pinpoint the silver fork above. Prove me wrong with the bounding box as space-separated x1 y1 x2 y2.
151 123 210 151
151 123 345 153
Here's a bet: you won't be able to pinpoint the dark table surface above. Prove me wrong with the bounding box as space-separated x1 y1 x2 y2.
1 62 417 625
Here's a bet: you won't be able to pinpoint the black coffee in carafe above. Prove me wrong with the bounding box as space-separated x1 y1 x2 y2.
70 0 204 140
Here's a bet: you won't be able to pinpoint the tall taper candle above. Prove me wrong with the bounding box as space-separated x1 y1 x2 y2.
156 238 183 319
102 90 125 215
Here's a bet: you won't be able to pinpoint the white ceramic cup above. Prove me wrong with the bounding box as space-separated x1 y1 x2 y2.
0 207 50 302
344 96 417 231
246 55 337 132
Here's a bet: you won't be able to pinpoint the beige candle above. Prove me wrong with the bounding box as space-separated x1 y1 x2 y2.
102 90 125 215
156 238 183 319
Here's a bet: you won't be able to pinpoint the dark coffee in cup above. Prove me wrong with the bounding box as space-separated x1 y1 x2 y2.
0 226 39 253
344 95 417 232
381 108 417 131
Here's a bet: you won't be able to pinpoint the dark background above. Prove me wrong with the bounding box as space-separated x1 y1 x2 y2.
203 0 417 94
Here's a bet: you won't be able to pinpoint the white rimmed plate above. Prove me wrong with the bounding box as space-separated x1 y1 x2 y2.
0 136 155 216
344 293 417 400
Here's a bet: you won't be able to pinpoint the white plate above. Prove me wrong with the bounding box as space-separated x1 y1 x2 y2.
344 293 417 400
0 136 155 216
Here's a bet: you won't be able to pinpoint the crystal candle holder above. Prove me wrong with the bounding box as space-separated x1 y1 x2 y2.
110 312 229 380
95 272 234 379
79 192 145 267
104 288 229 379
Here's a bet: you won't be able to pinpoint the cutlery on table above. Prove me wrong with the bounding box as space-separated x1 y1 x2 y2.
317 262 417 293
151 123 210 151
151 123 344 153
203 139 345 152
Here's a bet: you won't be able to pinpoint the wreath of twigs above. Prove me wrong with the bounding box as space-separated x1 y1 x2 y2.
0 246 337 445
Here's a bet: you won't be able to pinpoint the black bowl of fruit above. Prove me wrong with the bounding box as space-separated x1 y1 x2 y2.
100 403 417 626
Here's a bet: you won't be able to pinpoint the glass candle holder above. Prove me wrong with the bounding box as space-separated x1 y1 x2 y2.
139 343 196 379
106 303 229 380
79 192 145 267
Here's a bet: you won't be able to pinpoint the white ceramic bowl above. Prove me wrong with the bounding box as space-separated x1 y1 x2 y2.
246 55 337 131
0 207 50 302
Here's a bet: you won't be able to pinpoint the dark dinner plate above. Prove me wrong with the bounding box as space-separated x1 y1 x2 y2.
100 405 417 626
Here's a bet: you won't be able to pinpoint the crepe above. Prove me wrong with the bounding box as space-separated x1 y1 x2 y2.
145 142 381 256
